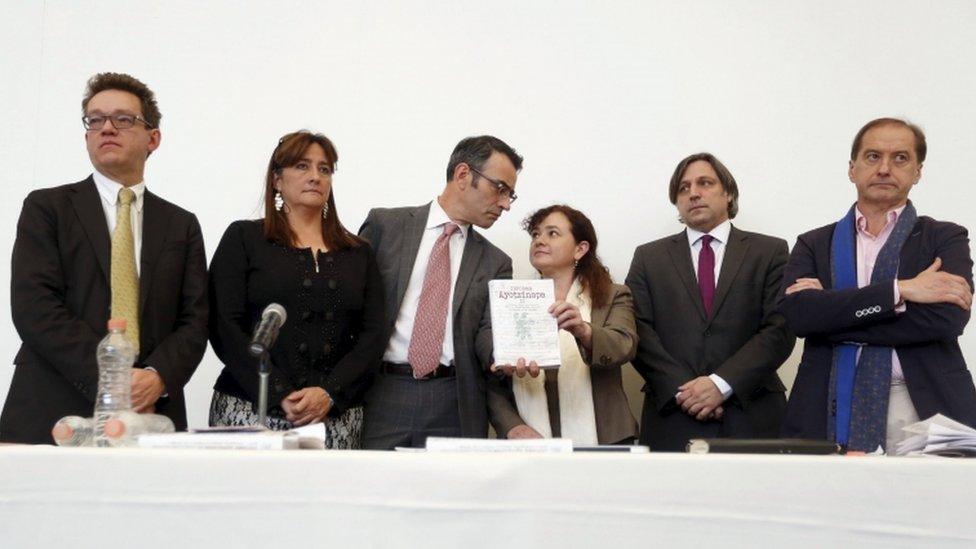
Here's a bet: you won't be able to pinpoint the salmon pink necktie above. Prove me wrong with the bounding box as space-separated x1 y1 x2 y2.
408 223 458 378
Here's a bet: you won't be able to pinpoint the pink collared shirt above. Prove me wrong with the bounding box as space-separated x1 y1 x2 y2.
854 205 907 382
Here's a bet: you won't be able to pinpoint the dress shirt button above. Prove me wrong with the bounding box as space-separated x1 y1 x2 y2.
704 329 711 336
325 255 334 263
600 355 610 365
298 342 308 354
328 278 338 290
302 278 313 288
301 311 312 321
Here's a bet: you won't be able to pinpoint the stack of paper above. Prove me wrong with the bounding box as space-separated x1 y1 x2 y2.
893 414 976 457
137 422 326 450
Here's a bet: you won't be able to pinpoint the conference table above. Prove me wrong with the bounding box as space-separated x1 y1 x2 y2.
1 445 973 548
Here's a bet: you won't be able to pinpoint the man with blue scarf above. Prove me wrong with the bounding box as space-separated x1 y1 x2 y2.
779 118 976 453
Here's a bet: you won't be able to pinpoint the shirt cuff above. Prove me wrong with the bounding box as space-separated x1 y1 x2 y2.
143 366 169 398
708 374 733 401
893 280 907 313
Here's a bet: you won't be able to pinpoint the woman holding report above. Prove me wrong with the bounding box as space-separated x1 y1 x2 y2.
497 205 639 445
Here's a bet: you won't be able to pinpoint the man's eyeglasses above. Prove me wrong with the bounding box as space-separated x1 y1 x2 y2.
469 166 517 204
82 113 154 130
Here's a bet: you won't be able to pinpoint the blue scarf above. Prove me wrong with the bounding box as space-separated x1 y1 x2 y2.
827 202 917 451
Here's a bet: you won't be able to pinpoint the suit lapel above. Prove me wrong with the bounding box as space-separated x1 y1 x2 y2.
452 227 485 319
139 190 170 315
666 231 706 321
69 177 111 285
898 220 924 277
710 226 749 321
589 286 611 327
395 203 430 309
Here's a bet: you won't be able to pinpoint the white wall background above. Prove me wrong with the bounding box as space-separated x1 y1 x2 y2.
2 1 974 429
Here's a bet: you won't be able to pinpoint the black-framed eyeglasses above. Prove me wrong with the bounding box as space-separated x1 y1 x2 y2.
469 166 517 204
82 113 154 130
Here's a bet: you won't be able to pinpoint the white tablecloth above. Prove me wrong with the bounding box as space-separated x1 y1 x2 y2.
1 445 973 548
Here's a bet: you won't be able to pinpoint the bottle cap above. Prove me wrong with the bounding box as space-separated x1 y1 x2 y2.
51 423 73 441
107 319 127 331
104 418 126 438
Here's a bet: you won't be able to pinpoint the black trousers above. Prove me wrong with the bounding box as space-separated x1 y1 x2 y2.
640 390 786 452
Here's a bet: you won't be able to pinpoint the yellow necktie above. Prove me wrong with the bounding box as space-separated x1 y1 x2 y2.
111 188 140 353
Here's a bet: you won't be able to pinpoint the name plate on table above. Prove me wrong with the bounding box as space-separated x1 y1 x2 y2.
489 279 560 368
426 437 573 453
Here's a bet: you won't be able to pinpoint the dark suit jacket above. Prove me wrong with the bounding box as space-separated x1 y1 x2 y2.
625 225 795 451
543 283 639 444
778 215 976 439
1 177 208 443
358 203 523 437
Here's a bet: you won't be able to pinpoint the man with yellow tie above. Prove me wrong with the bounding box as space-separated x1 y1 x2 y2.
0 73 209 444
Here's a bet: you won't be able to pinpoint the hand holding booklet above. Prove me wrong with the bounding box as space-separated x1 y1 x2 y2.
489 279 560 368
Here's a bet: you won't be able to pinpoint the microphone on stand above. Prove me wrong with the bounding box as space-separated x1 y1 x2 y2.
247 303 287 430
248 303 287 357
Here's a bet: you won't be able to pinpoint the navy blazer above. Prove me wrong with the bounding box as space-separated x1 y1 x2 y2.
778 215 976 439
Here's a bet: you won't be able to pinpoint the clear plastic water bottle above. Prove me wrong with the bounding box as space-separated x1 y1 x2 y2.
93 318 135 447
104 410 175 447
52 415 94 446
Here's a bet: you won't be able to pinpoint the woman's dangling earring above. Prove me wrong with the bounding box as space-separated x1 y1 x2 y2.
574 259 579 270
274 191 284 212
322 201 329 220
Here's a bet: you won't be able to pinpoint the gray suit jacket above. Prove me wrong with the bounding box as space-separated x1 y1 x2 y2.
543 283 639 444
625 225 795 450
359 203 523 437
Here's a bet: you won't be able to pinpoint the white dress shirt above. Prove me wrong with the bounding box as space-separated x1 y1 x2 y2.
383 198 470 367
92 170 145 276
685 219 734 400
